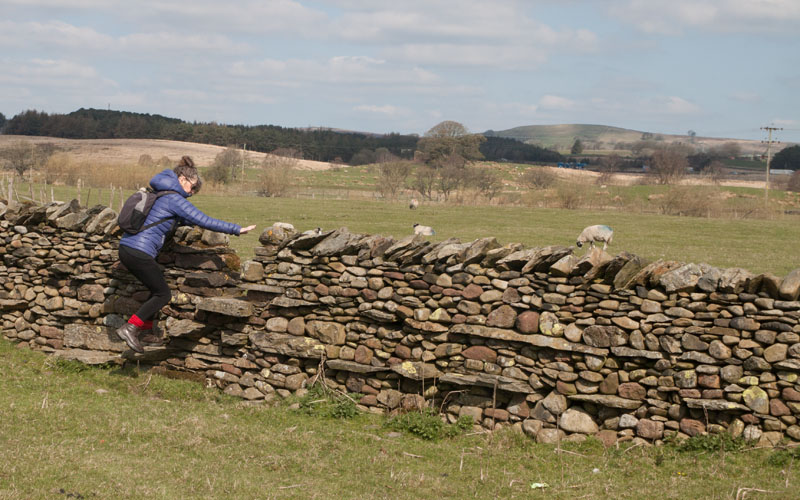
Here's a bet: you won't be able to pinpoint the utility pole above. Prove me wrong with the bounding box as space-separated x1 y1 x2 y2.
761 126 782 206
241 143 247 182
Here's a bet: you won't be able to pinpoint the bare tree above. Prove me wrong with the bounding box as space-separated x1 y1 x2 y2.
650 147 689 185
377 160 412 199
0 141 54 177
597 155 621 185
469 167 502 201
437 165 463 201
413 165 437 200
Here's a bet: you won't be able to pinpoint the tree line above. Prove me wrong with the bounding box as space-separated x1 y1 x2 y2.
0 108 561 165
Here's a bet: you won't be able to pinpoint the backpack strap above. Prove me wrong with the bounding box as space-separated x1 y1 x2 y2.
135 190 180 232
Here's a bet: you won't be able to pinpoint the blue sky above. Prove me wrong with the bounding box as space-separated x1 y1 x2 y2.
1 0 798 142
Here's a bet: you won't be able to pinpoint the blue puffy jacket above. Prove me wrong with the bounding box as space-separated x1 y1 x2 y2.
119 169 241 257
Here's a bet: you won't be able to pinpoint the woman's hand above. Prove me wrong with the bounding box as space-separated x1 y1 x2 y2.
239 225 257 234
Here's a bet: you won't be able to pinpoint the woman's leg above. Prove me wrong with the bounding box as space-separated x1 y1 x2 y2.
118 245 172 322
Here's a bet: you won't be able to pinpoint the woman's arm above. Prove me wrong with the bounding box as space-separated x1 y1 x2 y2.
169 195 243 235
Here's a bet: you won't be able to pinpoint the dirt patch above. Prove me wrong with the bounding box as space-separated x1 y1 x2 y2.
0 135 335 171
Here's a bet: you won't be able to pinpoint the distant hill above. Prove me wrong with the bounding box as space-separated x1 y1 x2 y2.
486 124 644 149
485 124 770 155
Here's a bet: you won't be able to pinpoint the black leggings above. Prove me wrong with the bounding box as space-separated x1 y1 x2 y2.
118 245 171 322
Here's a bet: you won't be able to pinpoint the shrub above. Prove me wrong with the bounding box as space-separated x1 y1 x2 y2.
555 182 589 209
385 408 473 441
788 170 800 192
257 154 296 197
666 432 746 454
295 384 361 420
521 167 556 189
138 154 154 167
657 186 721 217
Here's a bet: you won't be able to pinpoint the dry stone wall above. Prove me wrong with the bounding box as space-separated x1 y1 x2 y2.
3 198 800 447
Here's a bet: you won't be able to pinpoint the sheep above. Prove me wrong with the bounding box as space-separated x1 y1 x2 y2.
413 223 435 236
576 225 613 250
409 198 419 210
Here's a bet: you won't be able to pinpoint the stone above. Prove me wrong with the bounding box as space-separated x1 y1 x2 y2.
461 346 497 363
582 325 618 348
636 419 664 440
197 297 253 317
778 268 800 300
618 382 646 400
486 304 517 328
539 311 563 337
536 428 565 444
515 311 539 334
764 344 788 363
522 419 543 437
679 419 705 437
306 320 346 345
742 386 769 414
559 408 599 434
541 391 568 415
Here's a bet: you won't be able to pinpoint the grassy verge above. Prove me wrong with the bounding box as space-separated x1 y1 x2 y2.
0 338 794 499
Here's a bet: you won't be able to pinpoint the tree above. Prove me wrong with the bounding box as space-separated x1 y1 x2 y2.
688 130 696 143
0 112 6 132
413 165 438 200
771 145 800 171
650 146 689 184
377 161 412 199
571 138 584 155
0 140 54 177
206 146 243 184
711 142 741 159
416 120 485 169
437 165 464 201
468 167 502 201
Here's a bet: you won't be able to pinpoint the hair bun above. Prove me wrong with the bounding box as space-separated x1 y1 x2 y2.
179 155 195 168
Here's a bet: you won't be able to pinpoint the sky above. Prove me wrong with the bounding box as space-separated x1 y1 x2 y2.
1 0 799 143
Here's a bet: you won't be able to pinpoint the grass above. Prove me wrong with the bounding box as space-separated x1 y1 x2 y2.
0 338 796 499
6 176 800 276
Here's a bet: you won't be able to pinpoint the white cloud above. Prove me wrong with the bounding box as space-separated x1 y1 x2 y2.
633 95 701 115
728 91 762 103
0 20 114 49
609 0 800 35
354 104 408 116
0 58 115 89
539 95 576 111
229 55 442 87
772 119 797 128
118 32 249 55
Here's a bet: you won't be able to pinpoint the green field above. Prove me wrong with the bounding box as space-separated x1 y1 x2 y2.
0 339 795 500
4 179 800 276
193 196 800 277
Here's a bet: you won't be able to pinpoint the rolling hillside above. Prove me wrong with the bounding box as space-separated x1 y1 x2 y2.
487 123 770 155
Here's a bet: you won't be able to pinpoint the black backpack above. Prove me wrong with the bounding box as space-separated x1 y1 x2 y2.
118 188 178 235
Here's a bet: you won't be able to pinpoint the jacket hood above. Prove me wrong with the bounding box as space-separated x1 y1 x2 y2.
150 169 190 197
